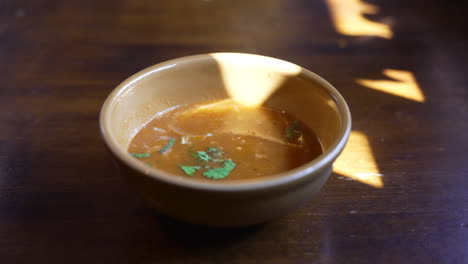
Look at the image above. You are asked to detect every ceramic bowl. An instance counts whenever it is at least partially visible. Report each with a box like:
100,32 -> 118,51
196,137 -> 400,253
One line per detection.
100,53 -> 351,227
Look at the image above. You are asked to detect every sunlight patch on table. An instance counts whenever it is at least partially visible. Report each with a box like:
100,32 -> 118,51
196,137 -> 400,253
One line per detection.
334,131 -> 383,188
356,69 -> 425,102
326,0 -> 393,39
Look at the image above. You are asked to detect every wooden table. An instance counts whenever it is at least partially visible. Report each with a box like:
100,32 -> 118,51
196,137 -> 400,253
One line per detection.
1,0 -> 467,263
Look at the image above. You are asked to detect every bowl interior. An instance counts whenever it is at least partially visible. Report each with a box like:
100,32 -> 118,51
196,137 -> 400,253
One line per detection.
101,53 -> 348,186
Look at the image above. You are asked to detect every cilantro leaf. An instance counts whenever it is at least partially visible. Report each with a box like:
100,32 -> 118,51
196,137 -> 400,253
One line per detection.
223,159 -> 236,171
202,168 -> 228,179
207,147 -> 217,153
159,138 -> 176,154
130,153 -> 151,158
203,159 -> 236,180
207,146 -> 224,157
180,166 -> 202,176
285,120 -> 302,140
196,151 -> 212,161
207,147 -> 223,153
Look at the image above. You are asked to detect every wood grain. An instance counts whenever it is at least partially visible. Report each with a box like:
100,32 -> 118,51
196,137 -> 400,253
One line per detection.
1,0 -> 467,263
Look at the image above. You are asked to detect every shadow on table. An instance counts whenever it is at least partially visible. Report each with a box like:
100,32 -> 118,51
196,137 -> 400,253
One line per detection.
123,210 -> 266,262
154,211 -> 263,248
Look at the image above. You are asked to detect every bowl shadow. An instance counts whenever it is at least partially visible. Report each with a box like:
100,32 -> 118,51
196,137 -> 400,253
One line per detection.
152,211 -> 264,249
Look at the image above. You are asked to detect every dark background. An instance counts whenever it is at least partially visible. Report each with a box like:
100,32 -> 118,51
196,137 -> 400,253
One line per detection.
1,0 -> 467,263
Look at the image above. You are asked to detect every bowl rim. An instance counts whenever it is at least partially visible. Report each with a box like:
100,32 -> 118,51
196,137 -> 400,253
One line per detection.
99,52 -> 351,192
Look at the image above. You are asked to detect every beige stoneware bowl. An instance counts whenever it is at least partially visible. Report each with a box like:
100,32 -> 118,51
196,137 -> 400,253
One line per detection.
100,53 -> 351,227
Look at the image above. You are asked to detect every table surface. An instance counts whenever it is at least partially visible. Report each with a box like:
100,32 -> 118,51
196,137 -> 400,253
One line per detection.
1,0 -> 467,263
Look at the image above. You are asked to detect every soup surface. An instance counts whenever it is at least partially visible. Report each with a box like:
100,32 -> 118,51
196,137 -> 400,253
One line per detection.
128,100 -> 323,181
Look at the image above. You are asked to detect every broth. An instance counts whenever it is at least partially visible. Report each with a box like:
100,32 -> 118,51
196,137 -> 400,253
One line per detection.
128,100 -> 323,181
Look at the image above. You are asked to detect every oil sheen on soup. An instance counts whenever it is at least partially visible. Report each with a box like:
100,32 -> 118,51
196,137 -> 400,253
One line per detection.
128,100 -> 323,181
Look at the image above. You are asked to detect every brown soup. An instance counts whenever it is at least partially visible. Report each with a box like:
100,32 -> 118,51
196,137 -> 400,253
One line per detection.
128,99 -> 323,181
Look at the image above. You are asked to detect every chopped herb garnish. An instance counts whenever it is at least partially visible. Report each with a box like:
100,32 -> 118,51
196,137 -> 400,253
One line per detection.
203,168 -> 228,179
196,151 -> 211,161
145,162 -> 153,167
207,147 -> 222,153
207,146 -> 224,157
223,159 -> 236,170
203,160 -> 236,180
285,120 -> 302,140
130,153 -> 151,158
180,166 -> 201,176
181,146 -> 234,179
187,145 -> 199,158
159,138 -> 176,154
